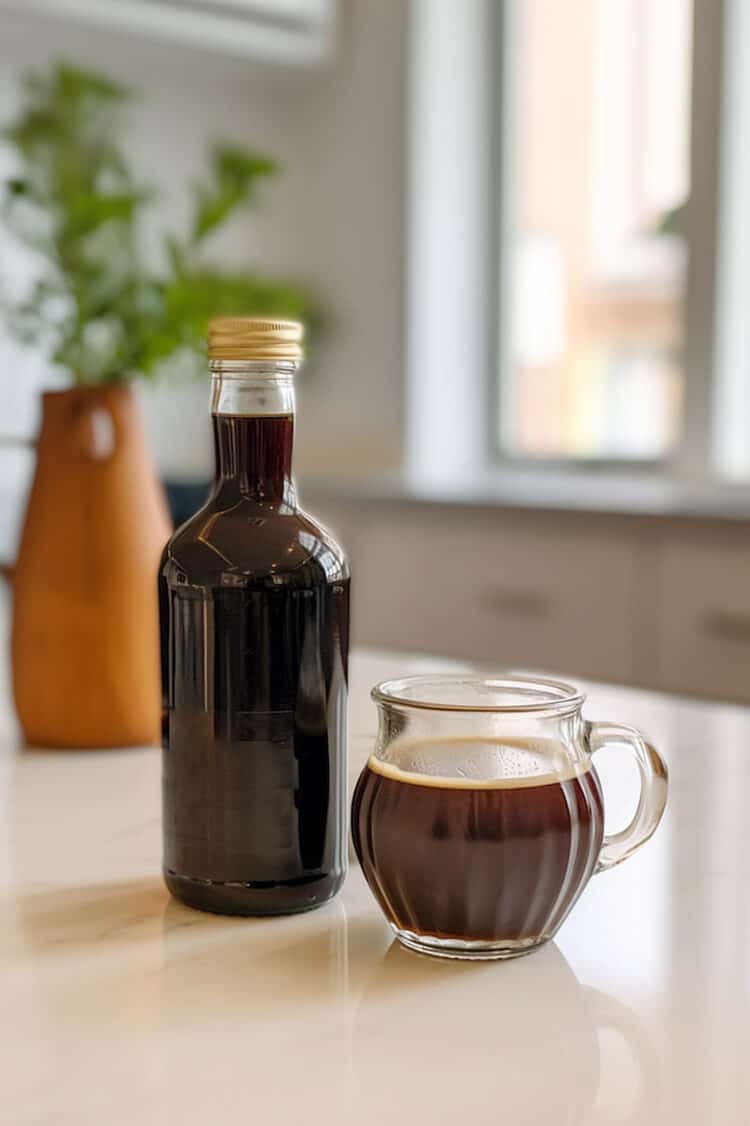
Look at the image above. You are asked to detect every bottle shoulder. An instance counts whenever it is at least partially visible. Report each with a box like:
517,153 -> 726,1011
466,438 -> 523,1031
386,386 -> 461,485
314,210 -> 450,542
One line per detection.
162,497 -> 349,588
295,504 -> 350,572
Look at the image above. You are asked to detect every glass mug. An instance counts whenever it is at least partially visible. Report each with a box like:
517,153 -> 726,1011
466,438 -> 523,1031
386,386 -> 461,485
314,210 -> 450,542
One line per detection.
351,675 -> 668,961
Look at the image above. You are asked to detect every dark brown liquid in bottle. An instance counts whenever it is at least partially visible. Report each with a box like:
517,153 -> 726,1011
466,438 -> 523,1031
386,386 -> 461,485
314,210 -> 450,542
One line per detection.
160,412 -> 349,915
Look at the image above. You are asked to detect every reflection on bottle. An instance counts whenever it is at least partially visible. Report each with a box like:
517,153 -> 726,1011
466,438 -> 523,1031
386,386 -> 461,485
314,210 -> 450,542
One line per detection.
294,595 -> 330,870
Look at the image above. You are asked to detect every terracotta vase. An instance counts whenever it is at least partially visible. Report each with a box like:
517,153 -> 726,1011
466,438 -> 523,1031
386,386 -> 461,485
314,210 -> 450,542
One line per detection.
11,385 -> 172,748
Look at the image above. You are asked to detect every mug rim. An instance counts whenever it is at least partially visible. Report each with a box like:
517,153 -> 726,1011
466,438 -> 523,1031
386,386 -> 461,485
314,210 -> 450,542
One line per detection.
371,673 -> 585,715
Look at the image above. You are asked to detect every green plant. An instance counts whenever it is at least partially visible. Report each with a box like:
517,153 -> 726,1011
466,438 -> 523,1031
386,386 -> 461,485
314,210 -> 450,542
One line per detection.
1,62 -> 317,386
657,199 -> 687,237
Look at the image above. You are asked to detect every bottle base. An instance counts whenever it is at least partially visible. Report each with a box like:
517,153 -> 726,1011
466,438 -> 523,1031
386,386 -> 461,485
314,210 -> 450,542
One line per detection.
164,868 -> 345,917
392,926 -> 549,961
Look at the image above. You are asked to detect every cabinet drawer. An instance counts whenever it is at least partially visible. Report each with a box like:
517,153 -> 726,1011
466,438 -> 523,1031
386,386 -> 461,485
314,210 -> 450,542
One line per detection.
353,513 -> 637,682
655,537 -> 750,702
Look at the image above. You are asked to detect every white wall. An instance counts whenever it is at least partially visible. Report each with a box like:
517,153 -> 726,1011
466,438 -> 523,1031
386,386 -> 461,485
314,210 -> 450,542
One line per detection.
282,0 -> 408,476
0,0 -> 408,552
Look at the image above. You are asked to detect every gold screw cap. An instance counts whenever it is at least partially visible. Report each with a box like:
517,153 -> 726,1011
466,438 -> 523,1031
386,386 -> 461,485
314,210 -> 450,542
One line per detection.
208,317 -> 304,362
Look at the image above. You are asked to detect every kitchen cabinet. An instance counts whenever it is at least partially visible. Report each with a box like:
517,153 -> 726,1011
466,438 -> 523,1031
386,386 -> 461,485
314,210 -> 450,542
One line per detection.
311,495 -> 750,703
654,532 -> 750,702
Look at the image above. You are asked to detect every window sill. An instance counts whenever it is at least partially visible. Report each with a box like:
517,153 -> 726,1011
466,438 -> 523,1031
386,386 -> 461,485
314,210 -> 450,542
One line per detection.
301,466 -> 750,524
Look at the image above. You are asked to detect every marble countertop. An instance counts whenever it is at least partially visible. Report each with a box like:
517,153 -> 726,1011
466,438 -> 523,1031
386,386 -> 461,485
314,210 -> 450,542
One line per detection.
3,648 -> 750,1124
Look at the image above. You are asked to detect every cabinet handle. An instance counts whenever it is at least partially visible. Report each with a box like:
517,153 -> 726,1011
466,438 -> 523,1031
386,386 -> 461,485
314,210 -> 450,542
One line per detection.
700,609 -> 750,643
479,588 -> 553,618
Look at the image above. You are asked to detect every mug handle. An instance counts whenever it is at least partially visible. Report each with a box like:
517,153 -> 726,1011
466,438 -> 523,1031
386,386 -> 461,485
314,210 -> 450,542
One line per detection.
585,721 -> 668,874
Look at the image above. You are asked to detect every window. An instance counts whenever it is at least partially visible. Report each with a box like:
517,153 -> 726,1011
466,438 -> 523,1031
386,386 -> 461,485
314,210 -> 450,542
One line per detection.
496,0 -> 693,464
407,0 -> 741,487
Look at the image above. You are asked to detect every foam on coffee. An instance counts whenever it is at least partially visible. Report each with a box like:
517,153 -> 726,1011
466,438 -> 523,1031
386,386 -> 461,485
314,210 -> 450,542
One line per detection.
369,736 -> 590,790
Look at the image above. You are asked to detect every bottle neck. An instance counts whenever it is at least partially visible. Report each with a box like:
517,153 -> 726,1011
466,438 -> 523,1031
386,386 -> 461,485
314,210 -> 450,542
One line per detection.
210,359 -> 297,506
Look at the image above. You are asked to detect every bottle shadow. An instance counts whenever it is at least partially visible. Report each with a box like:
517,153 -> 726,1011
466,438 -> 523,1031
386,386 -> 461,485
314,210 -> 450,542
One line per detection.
8,878 -> 389,1038
8,877 -> 168,961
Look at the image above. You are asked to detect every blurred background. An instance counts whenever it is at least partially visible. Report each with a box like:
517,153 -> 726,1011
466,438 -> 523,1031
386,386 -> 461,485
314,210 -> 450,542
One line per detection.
1,0 -> 749,703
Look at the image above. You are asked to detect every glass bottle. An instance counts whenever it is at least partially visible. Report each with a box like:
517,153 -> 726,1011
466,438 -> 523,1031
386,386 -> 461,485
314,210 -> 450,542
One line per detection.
160,317 -> 350,915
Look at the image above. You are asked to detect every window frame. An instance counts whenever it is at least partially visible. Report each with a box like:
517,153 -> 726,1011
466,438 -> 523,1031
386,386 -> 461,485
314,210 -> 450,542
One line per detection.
488,0 -> 725,480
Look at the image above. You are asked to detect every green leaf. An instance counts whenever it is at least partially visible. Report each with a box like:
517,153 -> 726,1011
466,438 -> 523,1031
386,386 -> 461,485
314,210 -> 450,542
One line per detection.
6,178 -> 30,196
164,235 -> 186,277
65,189 -> 151,237
215,145 -> 277,184
191,144 -> 277,243
54,62 -> 131,104
657,201 -> 687,237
